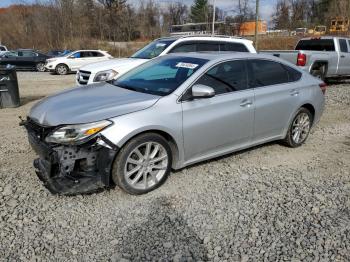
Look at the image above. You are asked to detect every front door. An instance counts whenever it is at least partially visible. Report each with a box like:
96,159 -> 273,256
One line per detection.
337,39 -> 350,75
182,60 -> 255,163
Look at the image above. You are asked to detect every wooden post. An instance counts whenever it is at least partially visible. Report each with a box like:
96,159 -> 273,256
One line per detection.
254,0 -> 259,50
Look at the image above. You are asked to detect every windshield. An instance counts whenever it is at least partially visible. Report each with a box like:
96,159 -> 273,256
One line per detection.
130,40 -> 175,59
113,56 -> 208,96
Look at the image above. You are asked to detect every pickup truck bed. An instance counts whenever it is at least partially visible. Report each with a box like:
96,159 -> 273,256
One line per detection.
260,37 -> 350,81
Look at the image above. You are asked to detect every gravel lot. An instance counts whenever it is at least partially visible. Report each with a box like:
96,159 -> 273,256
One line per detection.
0,72 -> 349,261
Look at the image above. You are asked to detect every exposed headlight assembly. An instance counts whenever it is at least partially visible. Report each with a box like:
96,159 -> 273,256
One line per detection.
93,69 -> 118,82
45,120 -> 112,144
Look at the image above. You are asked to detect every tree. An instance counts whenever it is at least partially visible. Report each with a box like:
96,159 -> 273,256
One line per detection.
273,0 -> 290,29
168,2 -> 188,25
190,0 -> 208,23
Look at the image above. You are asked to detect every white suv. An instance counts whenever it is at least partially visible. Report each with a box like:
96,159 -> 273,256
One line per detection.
45,50 -> 113,75
76,35 -> 256,85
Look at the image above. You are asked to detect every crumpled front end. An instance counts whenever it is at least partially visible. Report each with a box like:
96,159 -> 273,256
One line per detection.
22,118 -> 118,195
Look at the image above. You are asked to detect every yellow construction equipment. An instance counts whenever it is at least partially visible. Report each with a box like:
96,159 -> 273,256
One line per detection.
330,17 -> 349,33
313,25 -> 327,35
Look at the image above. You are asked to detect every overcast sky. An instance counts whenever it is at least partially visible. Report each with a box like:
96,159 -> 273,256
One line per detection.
0,0 -> 276,22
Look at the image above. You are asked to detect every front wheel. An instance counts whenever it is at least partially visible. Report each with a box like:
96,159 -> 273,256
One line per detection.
55,64 -> 69,75
36,62 -> 46,72
112,133 -> 172,195
283,108 -> 313,148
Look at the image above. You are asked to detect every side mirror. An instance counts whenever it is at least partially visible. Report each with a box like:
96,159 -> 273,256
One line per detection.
192,84 -> 215,99
68,56 -> 75,59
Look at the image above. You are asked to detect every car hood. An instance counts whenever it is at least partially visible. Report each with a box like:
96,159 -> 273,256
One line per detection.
79,58 -> 148,73
29,82 -> 160,126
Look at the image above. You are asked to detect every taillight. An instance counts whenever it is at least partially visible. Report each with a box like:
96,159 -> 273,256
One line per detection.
297,53 -> 307,66
319,83 -> 327,94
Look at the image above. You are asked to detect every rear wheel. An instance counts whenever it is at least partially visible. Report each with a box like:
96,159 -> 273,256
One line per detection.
55,64 -> 69,75
283,108 -> 313,148
36,62 -> 46,72
112,133 -> 172,195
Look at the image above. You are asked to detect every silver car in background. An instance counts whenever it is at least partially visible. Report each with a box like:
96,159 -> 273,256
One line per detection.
23,53 -> 326,195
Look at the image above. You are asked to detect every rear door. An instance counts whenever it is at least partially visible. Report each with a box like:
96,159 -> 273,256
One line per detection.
248,59 -> 303,141
182,59 -> 255,162
78,51 -> 104,68
337,38 -> 350,75
17,50 -> 37,69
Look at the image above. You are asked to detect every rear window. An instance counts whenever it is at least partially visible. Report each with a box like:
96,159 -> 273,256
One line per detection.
295,39 -> 335,51
0,46 -> 6,51
220,43 -> 249,52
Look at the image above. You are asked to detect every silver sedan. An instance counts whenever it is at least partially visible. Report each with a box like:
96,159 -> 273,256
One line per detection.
24,53 -> 326,195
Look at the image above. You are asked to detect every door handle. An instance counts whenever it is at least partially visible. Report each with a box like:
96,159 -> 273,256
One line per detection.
290,89 -> 299,96
341,55 -> 345,58
240,99 -> 252,107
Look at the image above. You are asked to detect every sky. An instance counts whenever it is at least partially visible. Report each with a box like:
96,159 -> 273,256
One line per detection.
0,0 -> 277,22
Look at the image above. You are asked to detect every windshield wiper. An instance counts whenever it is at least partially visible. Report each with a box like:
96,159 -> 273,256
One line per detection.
116,83 -> 139,92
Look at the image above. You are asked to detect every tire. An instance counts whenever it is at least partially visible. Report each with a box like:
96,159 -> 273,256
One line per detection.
112,133 -> 172,195
311,65 -> 326,81
55,64 -> 69,75
36,62 -> 46,72
283,108 -> 313,148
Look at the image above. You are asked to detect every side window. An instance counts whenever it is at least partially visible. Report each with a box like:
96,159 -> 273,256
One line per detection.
72,52 -> 81,58
169,43 -> 196,53
348,40 -> 350,52
339,39 -> 348,52
220,43 -> 249,52
194,60 -> 248,95
248,60 -> 290,87
22,51 -> 35,57
283,65 -> 302,82
91,51 -> 104,57
7,51 -> 18,57
81,52 -> 93,58
197,42 -> 219,51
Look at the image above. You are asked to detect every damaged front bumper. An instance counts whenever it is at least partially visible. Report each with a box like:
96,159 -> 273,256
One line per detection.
22,118 -> 118,195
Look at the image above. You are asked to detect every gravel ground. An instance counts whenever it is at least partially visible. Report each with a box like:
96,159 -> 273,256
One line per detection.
0,72 -> 349,261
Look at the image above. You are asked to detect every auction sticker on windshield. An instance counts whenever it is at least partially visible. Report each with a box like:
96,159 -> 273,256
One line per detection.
176,62 -> 199,69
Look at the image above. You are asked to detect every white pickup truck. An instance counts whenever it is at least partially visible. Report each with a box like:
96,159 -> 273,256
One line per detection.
260,36 -> 350,81
76,35 -> 256,85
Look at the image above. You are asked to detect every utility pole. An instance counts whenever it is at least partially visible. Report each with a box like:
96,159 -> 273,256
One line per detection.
254,0 -> 259,50
212,0 -> 216,35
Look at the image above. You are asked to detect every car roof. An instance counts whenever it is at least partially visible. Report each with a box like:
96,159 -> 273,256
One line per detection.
74,50 -> 106,52
165,52 -> 280,62
301,36 -> 350,40
157,34 -> 253,43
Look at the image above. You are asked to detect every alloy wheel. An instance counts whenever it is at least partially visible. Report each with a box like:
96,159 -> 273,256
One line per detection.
124,142 -> 169,190
291,112 -> 310,144
57,65 -> 67,75
36,63 -> 45,72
